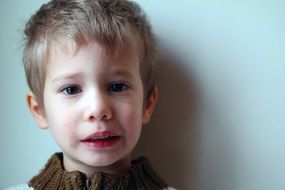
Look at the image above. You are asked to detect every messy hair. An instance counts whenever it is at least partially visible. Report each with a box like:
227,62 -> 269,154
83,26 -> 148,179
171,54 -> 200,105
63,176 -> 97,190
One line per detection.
23,0 -> 157,107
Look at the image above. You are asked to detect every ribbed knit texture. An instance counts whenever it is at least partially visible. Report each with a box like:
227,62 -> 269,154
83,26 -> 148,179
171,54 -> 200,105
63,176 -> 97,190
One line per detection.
29,153 -> 167,190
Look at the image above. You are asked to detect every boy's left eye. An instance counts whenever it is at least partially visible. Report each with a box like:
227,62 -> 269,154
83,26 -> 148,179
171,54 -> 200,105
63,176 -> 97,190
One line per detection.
110,82 -> 129,92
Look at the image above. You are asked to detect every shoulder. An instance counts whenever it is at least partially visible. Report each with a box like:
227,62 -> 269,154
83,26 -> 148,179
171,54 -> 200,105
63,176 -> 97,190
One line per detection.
2,184 -> 33,190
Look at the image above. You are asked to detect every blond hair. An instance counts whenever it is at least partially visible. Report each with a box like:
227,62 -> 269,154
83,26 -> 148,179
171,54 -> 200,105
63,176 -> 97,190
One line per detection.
23,0 -> 157,106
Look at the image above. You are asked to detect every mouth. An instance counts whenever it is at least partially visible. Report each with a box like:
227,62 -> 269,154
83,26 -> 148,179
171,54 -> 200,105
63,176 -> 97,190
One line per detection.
81,131 -> 121,148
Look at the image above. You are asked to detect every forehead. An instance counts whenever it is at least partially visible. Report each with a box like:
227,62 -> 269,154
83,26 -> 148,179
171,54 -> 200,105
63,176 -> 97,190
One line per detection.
46,40 -> 141,77
48,35 -> 142,64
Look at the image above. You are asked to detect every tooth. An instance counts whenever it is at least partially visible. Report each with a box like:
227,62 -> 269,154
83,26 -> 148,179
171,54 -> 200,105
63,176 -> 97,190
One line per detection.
90,136 -> 111,140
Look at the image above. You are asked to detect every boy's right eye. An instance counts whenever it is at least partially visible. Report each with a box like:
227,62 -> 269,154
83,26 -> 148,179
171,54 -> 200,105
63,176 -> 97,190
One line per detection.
61,86 -> 82,95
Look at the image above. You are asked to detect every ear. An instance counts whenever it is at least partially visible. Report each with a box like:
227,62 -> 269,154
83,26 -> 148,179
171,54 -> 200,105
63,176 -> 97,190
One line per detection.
26,91 -> 49,129
143,87 -> 158,125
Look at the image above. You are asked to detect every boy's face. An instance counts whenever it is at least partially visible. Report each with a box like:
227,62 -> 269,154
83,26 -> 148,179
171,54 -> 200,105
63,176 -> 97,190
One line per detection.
27,41 -> 157,175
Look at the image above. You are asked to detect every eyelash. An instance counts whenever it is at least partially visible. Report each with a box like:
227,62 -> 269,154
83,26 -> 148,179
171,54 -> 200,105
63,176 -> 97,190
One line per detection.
109,82 -> 130,93
61,85 -> 82,96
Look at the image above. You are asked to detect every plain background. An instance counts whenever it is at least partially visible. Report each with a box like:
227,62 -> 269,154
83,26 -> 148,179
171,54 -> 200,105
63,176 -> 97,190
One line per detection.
1,0 -> 285,189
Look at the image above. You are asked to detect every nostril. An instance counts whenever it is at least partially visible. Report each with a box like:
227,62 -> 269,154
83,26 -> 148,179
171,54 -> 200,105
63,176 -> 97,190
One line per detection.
102,113 -> 112,120
89,115 -> 95,120
86,110 -> 112,121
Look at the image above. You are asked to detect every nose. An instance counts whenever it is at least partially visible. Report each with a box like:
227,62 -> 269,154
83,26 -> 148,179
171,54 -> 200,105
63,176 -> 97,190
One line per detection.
84,91 -> 112,121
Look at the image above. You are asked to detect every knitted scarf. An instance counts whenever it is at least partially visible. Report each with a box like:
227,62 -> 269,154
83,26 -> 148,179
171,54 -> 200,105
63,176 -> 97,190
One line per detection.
29,153 -> 167,190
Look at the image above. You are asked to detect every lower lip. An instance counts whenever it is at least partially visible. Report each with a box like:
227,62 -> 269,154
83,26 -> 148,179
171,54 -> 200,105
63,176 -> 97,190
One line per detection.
81,137 -> 121,149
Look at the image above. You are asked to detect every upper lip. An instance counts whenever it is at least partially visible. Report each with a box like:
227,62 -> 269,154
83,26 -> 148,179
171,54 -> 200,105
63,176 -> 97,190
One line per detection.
81,131 -> 120,141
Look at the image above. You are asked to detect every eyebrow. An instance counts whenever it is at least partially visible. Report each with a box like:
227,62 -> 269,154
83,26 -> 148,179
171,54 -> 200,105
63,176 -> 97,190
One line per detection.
51,72 -> 83,84
111,69 -> 134,78
51,69 -> 135,84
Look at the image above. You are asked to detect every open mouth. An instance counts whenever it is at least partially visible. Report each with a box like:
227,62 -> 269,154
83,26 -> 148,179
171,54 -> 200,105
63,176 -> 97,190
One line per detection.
81,132 -> 121,148
83,135 -> 120,142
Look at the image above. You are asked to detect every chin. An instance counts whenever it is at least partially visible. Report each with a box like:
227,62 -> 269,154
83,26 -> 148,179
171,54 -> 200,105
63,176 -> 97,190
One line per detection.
83,153 -> 124,167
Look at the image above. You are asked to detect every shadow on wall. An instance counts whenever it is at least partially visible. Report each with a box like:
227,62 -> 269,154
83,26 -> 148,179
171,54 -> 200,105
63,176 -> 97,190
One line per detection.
134,48 -> 201,190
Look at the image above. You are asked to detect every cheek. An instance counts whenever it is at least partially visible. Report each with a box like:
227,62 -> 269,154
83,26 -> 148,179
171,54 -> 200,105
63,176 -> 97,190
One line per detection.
48,113 -> 78,149
44,100 -> 78,145
44,91 -> 77,125
47,111 -> 75,139
45,103 -> 71,127
117,101 -> 144,132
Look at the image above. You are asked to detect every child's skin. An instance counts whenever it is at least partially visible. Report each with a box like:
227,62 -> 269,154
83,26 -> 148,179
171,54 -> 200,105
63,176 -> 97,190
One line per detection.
26,41 -> 158,177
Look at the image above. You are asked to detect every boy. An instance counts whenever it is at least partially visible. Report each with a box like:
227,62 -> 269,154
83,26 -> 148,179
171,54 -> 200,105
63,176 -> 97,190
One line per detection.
9,0 -> 174,189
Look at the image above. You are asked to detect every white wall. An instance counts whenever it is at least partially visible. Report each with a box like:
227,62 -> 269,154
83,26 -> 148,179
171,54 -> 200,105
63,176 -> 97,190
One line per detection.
1,0 -> 285,189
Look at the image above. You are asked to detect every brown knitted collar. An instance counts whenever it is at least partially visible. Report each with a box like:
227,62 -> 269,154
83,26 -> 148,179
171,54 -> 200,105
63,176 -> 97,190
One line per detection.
29,153 -> 167,190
